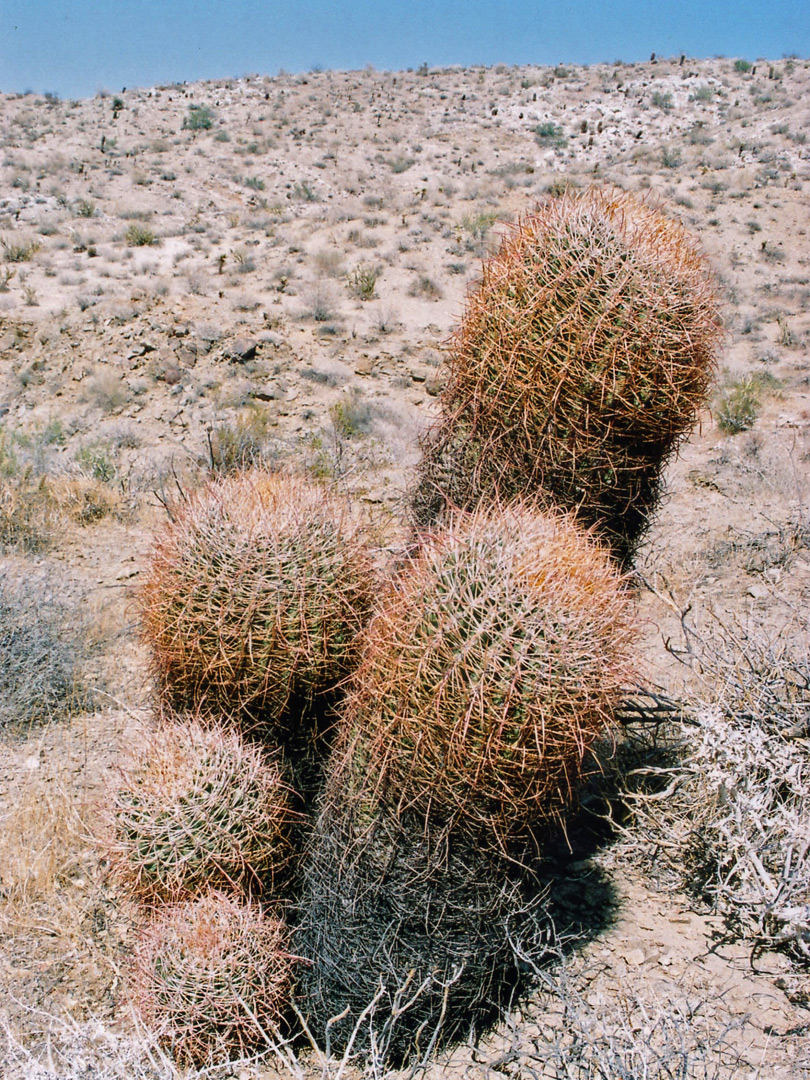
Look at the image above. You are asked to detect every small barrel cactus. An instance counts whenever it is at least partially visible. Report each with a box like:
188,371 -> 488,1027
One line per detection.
107,717 -> 290,902
138,470 -> 377,728
412,187 -> 722,562
341,502 -> 636,846
131,891 -> 292,1067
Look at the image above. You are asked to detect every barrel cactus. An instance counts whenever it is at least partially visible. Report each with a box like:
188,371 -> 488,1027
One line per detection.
340,502 -> 636,846
412,187 -> 722,563
138,470 -> 376,729
131,891 -> 292,1067
108,717 -> 290,902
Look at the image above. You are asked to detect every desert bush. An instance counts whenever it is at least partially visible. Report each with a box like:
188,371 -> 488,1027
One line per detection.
714,373 -> 762,433
107,717 -> 290,902
534,122 -> 567,147
125,223 -> 156,247
461,209 -> 499,240
182,104 -> 214,131
49,475 -> 125,525
651,90 -> 673,110
0,574 -> 92,730
623,617 -> 810,968
329,388 -> 374,439
0,475 -> 62,553
303,284 -> 336,321
131,892 -> 292,1067
412,187 -> 721,563
138,470 -> 377,730
734,58 -> 753,73
208,407 -> 278,473
347,263 -> 377,299
471,967 -> 754,1080
660,145 -> 682,169
2,239 -> 40,263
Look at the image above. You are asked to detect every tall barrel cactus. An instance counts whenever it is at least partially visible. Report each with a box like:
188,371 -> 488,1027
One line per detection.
412,187 -> 722,562
296,503 -> 636,1058
138,470 -> 377,730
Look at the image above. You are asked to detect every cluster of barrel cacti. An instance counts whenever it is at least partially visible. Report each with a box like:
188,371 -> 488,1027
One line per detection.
108,471 -> 378,1066
108,186 -> 720,1067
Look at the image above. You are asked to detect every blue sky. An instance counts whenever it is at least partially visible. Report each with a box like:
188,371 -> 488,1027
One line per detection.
1,1 -> 806,99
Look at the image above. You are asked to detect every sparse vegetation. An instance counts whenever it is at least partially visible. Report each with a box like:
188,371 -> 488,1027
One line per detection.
182,103 -> 214,130
714,373 -> 763,433
347,263 -> 377,299
0,53 -> 807,1079
125,222 -> 157,246
0,575 -> 92,730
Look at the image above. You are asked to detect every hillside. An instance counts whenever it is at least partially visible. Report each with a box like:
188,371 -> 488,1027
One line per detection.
0,54 -> 809,1078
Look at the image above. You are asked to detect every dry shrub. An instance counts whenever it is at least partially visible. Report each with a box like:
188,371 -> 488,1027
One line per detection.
468,964 -> 756,1080
107,717 -> 291,903
412,187 -> 721,563
138,470 -> 376,730
0,574 -> 92,731
49,475 -> 126,524
0,476 -> 63,553
623,616 -> 810,969
131,891 -> 292,1068
344,502 -> 636,846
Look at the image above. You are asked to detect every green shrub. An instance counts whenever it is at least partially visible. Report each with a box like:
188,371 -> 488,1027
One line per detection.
714,374 -> 762,433
2,239 -> 40,263
347,263 -> 377,299
534,122 -> 567,147
125,223 -> 156,247
183,104 -> 214,131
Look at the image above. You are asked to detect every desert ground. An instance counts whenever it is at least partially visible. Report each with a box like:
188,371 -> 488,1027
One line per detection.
0,53 -> 809,1077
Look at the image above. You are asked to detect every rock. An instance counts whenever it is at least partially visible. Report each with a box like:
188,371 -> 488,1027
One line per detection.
175,345 -> 198,367
620,946 -> 647,967
354,354 -> 376,375
159,364 -> 183,385
228,337 -> 258,362
259,330 -> 283,347
252,386 -> 277,401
